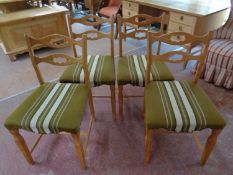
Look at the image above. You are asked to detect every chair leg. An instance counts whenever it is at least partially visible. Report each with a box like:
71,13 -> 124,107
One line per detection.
200,129 -> 222,166
88,90 -> 96,121
110,85 -> 116,121
144,129 -> 153,164
9,129 -> 34,164
72,133 -> 87,169
118,85 -> 124,121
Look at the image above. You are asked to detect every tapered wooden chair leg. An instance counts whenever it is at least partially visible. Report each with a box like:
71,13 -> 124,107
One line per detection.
110,85 -> 116,121
200,129 -> 222,166
9,130 -> 34,164
72,133 -> 87,169
118,85 -> 124,121
144,129 -> 153,164
88,91 -> 96,121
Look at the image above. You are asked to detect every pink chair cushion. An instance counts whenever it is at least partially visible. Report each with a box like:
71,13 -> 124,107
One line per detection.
99,6 -> 120,17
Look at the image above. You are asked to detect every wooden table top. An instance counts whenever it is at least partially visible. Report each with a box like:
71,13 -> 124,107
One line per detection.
0,5 -> 68,24
132,0 -> 231,16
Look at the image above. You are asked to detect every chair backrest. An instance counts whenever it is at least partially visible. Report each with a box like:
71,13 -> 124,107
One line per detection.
146,31 -> 212,85
118,14 -> 164,57
26,34 -> 90,87
68,15 -> 114,58
108,0 -> 122,7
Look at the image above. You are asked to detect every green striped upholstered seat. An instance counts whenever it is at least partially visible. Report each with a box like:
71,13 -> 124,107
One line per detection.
4,83 -> 88,134
118,55 -> 174,87
145,80 -> 226,132
60,55 -> 115,86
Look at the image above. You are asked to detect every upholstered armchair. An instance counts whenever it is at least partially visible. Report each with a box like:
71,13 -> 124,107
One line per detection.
202,5 -> 233,89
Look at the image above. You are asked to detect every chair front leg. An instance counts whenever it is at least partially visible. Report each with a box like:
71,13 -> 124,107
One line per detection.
144,128 -> 153,164
9,129 -> 34,164
118,85 -> 124,121
200,129 -> 222,166
72,133 -> 87,169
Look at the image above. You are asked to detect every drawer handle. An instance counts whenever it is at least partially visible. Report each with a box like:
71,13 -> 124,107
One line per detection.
179,26 -> 182,31
128,11 -> 131,16
180,16 -> 184,21
129,3 -> 131,7
177,35 -> 180,40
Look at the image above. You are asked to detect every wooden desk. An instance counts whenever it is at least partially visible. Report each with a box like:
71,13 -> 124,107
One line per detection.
0,5 -> 68,61
123,0 -> 230,35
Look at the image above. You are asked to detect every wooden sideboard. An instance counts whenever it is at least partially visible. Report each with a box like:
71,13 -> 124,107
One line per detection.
122,0 -> 230,35
0,5 -> 68,61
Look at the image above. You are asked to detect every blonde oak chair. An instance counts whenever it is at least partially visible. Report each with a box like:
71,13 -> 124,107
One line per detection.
144,31 -> 226,165
117,14 -> 174,121
59,15 -> 116,120
4,34 -> 95,169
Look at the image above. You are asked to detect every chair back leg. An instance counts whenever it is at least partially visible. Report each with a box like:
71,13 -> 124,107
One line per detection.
9,129 -> 34,164
200,129 -> 222,166
88,91 -> 96,121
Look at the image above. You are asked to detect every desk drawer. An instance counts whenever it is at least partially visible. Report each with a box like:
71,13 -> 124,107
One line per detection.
169,21 -> 194,34
170,12 -> 196,27
123,1 -> 139,11
123,8 -> 138,18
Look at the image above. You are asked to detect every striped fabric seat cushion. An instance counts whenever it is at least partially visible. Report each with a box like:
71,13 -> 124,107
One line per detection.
4,83 -> 88,134
59,55 -> 115,86
117,55 -> 174,87
145,81 -> 226,132
203,39 -> 233,89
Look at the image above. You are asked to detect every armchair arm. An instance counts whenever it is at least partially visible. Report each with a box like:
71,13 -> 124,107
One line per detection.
212,17 -> 233,40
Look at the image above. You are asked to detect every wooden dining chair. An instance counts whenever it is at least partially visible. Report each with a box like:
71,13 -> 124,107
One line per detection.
144,31 -> 226,165
4,34 -> 95,169
59,15 -> 116,120
117,14 -> 174,121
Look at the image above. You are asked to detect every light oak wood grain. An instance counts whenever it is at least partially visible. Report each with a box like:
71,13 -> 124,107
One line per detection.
132,0 -> 230,17
0,5 -> 69,61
